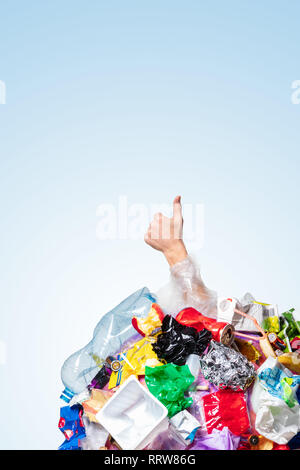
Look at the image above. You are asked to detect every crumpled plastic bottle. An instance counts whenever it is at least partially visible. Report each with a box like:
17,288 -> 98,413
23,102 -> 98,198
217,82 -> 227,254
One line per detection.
60,287 -> 156,402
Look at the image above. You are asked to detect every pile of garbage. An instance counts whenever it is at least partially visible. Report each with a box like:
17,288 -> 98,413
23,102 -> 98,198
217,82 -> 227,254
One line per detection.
58,285 -> 300,451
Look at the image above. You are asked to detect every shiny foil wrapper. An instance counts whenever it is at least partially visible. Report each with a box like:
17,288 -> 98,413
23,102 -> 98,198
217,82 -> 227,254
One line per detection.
199,340 -> 256,391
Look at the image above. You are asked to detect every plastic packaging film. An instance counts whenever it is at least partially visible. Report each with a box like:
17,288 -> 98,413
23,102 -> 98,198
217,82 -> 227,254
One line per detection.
169,410 -> 201,445
199,341 -> 256,391
202,389 -> 250,436
145,363 -> 195,417
58,404 -> 86,450
169,256 -> 218,318
80,415 -> 109,450
190,426 -> 240,450
255,390 -> 300,444
151,315 -> 212,366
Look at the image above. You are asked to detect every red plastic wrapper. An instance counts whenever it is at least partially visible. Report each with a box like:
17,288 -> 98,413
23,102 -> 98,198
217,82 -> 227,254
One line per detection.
202,390 -> 250,436
175,307 -> 234,346
273,444 -> 290,450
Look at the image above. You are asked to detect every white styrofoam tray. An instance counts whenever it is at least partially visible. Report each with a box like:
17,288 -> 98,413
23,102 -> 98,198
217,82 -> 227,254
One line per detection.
96,375 -> 168,450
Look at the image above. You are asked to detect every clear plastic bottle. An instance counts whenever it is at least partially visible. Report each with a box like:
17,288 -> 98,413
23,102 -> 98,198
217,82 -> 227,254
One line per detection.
60,287 -> 156,402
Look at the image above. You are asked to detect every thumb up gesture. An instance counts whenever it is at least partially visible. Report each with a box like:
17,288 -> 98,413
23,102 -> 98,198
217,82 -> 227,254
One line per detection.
144,196 -> 187,266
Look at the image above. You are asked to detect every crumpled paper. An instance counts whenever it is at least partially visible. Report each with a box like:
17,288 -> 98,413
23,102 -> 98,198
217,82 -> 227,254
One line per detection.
199,340 -> 256,391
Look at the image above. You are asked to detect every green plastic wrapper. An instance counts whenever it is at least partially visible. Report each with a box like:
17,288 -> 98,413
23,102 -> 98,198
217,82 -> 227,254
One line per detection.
283,309 -> 300,337
280,377 -> 298,408
145,363 -> 194,417
278,309 -> 300,352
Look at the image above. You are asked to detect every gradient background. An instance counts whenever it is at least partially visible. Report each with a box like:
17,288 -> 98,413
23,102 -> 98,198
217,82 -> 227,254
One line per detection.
0,1 -> 299,449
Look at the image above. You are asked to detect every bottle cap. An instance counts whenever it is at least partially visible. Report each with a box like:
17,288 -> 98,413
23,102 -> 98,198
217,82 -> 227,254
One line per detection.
249,434 -> 259,446
105,356 -> 122,372
60,387 -> 74,403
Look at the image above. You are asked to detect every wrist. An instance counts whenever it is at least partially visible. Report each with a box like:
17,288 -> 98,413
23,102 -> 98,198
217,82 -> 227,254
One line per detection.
163,241 -> 188,267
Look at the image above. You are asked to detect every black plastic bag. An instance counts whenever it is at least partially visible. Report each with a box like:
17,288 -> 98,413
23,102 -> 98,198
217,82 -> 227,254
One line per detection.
152,315 -> 212,366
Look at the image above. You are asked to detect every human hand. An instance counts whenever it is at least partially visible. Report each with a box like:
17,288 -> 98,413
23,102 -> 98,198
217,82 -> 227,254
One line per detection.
144,196 -> 188,266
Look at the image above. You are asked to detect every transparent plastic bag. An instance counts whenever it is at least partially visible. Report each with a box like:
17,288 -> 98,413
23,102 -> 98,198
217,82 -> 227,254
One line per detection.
258,367 -> 300,408
80,416 -> 109,450
60,287 -> 156,401
251,357 -> 300,444
156,256 -> 217,318
251,356 -> 298,412
144,423 -> 187,451
255,390 -> 300,444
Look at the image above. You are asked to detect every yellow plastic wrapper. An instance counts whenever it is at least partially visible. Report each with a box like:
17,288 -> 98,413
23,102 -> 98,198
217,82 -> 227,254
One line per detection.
108,337 -> 164,389
263,316 -> 280,333
278,352 -> 300,374
82,389 -> 113,422
132,303 -> 164,337
251,436 -> 274,450
235,338 -> 261,362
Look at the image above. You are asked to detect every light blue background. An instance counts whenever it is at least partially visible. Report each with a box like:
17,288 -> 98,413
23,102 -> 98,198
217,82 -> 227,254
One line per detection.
0,1 -> 299,449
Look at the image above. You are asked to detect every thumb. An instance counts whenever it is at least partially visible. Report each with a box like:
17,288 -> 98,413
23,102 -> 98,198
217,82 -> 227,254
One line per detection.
173,195 -> 182,221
